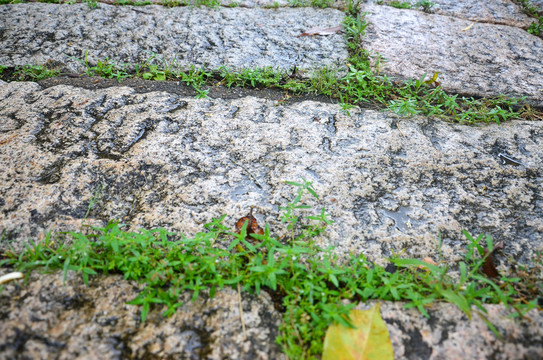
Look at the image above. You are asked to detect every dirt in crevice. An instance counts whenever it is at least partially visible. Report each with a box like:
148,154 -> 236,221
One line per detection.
35,75 -> 338,107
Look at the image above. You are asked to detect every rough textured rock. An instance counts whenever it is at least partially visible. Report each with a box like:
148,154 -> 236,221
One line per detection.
360,2 -> 543,107
0,3 -> 347,72
375,0 -> 535,27
360,301 -> 543,360
0,270 -> 285,360
532,0 -> 543,10
1,82 -> 542,269
1,268 -> 541,360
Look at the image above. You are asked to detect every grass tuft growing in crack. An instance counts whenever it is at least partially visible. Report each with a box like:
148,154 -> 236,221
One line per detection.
513,0 -> 543,36
1,180 -> 541,359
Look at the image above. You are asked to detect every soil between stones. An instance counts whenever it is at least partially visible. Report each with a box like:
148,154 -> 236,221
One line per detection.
37,75 -> 338,105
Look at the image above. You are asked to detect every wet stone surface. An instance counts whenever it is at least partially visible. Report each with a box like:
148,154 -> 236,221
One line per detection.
375,0 -> 535,27
359,2 -> 543,107
0,3 -> 347,72
0,271 -> 285,360
360,301 -> 543,360
0,81 -> 542,269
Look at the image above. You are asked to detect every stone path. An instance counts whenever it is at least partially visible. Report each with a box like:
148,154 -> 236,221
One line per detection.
1,1 -> 542,359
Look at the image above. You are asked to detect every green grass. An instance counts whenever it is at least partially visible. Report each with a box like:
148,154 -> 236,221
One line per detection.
528,16 -> 543,36
1,180 -> 541,359
377,0 -> 436,12
515,0 -> 543,18
2,64 -> 61,81
513,0 -> 543,36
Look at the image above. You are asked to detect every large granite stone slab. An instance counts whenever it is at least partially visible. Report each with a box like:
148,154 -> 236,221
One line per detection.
362,301 -> 543,360
0,271 -> 285,360
0,3 -> 347,72
374,0 -> 534,27
360,3 -> 543,107
1,269 -> 541,359
1,81 -> 542,269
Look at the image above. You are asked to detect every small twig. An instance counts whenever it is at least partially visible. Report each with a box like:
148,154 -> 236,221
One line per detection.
237,277 -> 247,341
502,215 -> 522,230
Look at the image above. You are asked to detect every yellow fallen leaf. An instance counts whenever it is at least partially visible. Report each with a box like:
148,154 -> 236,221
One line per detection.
322,303 -> 394,360
422,72 -> 439,85
461,23 -> 475,32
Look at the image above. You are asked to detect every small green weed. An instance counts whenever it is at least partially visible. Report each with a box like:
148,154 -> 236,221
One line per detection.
415,0 -> 435,12
86,0 -> 98,8
343,0 -> 362,16
263,1 -> 280,9
380,0 -> 435,12
10,65 -> 60,81
2,180 -> 541,358
514,0 -> 542,18
68,50 -> 130,83
388,1 -> 412,9
528,16 -> 543,36
219,66 -> 285,89
288,0 -> 334,8
192,0 -> 221,7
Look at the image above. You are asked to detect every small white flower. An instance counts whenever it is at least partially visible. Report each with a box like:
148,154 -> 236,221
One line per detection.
292,256 -> 296,261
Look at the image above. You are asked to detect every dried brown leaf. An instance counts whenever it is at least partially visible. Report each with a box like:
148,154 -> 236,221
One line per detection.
482,241 -> 504,278
235,206 -> 264,241
297,25 -> 342,37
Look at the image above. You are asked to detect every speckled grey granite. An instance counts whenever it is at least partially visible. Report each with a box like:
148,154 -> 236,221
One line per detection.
0,3 -> 347,72
374,0 -> 535,27
0,271 -> 285,360
1,82 -> 542,268
1,269 -> 541,359
360,2 -> 543,107
359,301 -> 543,360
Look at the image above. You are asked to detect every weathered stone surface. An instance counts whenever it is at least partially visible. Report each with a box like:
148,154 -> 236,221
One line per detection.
1,82 -> 542,269
0,270 -> 285,359
0,3 -> 347,72
532,0 -> 543,10
1,268 -> 541,360
360,3 -> 543,106
361,301 -> 543,360
375,0 -> 534,27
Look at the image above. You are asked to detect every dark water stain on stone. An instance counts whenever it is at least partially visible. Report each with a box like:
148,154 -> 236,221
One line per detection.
382,206 -> 416,232
385,319 -> 433,360
35,159 -> 64,184
0,328 -> 66,355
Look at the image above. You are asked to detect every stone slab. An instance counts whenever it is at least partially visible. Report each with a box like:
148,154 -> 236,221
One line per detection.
374,0 -> 534,27
1,81 -> 542,269
361,301 -> 543,360
1,269 -> 541,359
0,3 -> 348,72
0,271 -> 285,360
360,3 -> 543,107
